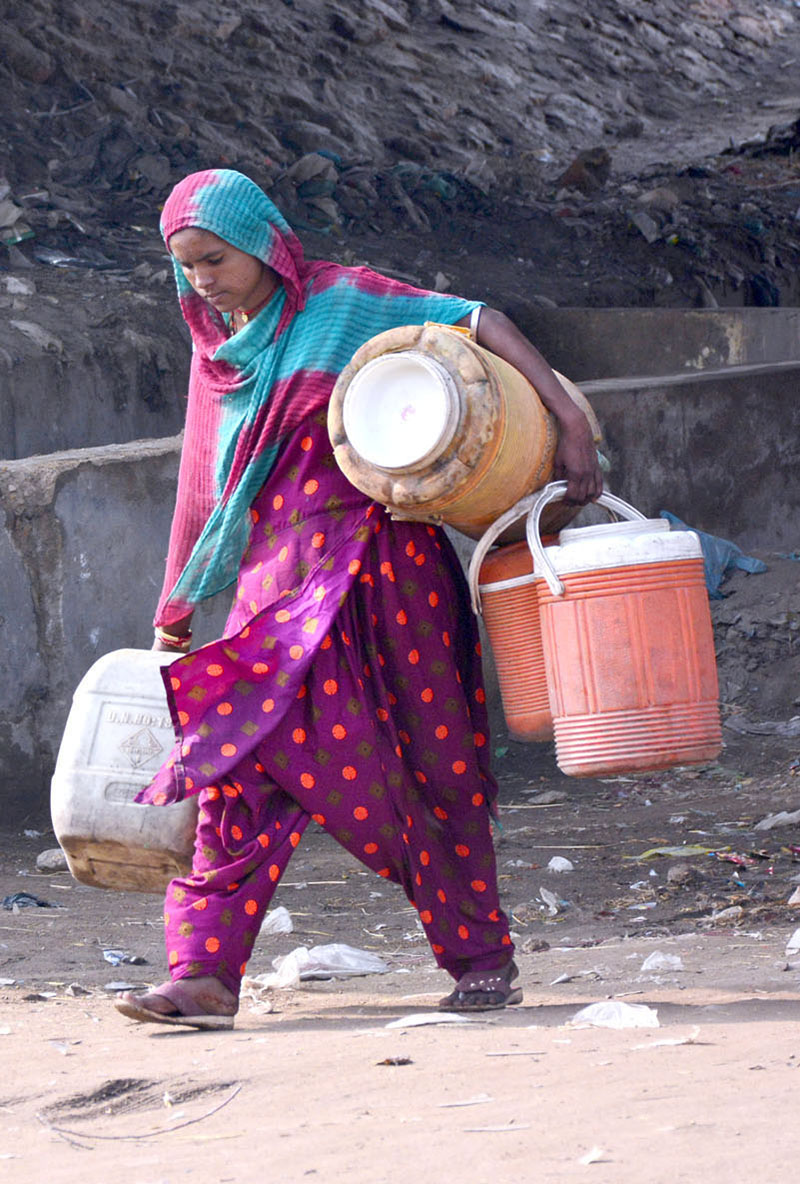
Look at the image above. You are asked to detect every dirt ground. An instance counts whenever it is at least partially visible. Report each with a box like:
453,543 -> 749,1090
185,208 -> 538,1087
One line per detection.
3,4 -> 800,1179
2,555 -> 799,1182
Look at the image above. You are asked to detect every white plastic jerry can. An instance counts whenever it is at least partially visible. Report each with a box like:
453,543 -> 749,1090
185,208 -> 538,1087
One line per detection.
50,648 -> 197,893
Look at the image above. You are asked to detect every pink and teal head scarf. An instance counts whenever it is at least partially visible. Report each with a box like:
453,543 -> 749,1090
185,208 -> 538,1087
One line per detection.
155,168 -> 481,626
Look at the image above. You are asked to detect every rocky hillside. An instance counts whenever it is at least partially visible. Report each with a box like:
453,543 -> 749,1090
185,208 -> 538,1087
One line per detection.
2,0 -> 800,310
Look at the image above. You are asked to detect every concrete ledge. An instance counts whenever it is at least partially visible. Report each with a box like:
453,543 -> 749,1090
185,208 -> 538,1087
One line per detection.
0,437 -> 229,819
511,306 -> 800,381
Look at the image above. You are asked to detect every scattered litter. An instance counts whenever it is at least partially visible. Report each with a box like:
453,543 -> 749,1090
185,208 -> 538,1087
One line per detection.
539,887 -> 561,916
486,1049 -> 546,1057
0,1026 -> 11,1035
376,1057 -> 412,1066
570,1001 -> 659,1029
438,1094 -> 494,1108
464,1122 -> 531,1133
640,951 -> 684,972
547,856 -> 574,873
386,1012 -> 473,1028
712,850 -> 760,868
579,1147 -> 608,1165
713,904 -> 746,922
2,891 -> 60,910
49,1039 -> 81,1056
23,829 -> 41,838
103,981 -> 138,991
102,949 -> 147,966
551,969 -> 603,986
33,245 -> 117,269
659,511 -> 767,598
260,905 -> 293,935
65,983 -> 92,996
632,1026 -> 704,1049
0,977 -> 17,987
786,928 -> 800,957
754,808 -> 800,831
627,845 -> 713,861
240,987 -> 275,1015
246,943 -> 390,990
788,887 -> 800,907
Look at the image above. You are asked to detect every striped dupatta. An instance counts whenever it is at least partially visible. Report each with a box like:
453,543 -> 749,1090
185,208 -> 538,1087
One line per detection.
155,169 -> 480,626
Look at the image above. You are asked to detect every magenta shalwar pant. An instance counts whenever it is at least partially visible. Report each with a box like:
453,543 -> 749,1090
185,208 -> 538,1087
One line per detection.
161,528 -> 513,996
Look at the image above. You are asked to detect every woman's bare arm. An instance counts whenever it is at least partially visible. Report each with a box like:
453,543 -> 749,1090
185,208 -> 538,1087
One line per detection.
457,307 -> 602,505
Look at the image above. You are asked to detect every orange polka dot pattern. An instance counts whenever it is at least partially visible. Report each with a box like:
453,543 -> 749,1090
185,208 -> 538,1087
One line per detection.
145,413 -> 512,994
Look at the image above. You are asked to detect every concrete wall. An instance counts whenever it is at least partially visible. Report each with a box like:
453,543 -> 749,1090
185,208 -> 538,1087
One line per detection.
513,306 -> 800,381
2,307 -> 799,822
583,361 -> 800,549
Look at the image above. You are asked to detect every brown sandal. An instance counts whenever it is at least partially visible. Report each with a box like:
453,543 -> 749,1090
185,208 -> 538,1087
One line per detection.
439,961 -> 522,1012
115,981 -> 236,1030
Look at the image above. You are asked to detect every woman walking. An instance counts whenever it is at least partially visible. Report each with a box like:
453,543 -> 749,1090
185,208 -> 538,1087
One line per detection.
117,168 -> 600,1029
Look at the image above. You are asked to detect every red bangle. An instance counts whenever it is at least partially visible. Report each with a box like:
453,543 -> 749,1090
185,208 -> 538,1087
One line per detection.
154,626 -> 192,651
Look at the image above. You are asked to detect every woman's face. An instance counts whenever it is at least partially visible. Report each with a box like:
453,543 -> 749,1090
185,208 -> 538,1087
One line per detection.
168,227 -> 278,313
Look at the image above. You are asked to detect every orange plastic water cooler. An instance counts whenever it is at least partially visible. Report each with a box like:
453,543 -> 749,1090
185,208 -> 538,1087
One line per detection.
468,494 -> 557,742
526,482 -> 722,777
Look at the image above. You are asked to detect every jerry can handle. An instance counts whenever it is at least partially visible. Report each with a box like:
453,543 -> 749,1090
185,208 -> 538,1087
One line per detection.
467,491 -> 543,615
525,481 -> 647,598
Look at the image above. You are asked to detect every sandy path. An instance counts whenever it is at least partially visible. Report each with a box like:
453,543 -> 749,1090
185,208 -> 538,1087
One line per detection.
3,959 -> 800,1183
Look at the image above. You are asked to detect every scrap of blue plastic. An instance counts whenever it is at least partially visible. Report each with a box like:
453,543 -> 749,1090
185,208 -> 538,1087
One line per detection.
659,510 -> 767,598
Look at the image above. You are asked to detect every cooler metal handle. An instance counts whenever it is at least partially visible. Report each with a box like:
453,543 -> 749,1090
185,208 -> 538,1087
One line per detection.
525,481 -> 647,598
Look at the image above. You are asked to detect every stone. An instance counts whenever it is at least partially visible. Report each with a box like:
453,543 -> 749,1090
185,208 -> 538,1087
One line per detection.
36,847 -> 69,872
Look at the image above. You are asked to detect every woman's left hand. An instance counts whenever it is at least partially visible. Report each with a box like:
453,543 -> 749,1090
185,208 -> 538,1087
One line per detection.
551,407 -> 604,506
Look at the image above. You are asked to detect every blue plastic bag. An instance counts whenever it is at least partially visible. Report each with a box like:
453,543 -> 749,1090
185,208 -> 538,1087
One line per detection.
659,511 -> 767,599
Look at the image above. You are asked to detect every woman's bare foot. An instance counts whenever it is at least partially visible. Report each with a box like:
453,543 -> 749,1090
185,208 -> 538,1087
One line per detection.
115,976 -> 238,1028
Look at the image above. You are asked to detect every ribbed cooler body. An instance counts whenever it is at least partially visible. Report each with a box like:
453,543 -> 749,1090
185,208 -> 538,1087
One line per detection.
538,557 -> 721,777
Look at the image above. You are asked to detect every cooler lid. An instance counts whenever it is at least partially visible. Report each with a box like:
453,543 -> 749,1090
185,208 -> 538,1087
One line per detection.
546,519 -> 702,577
